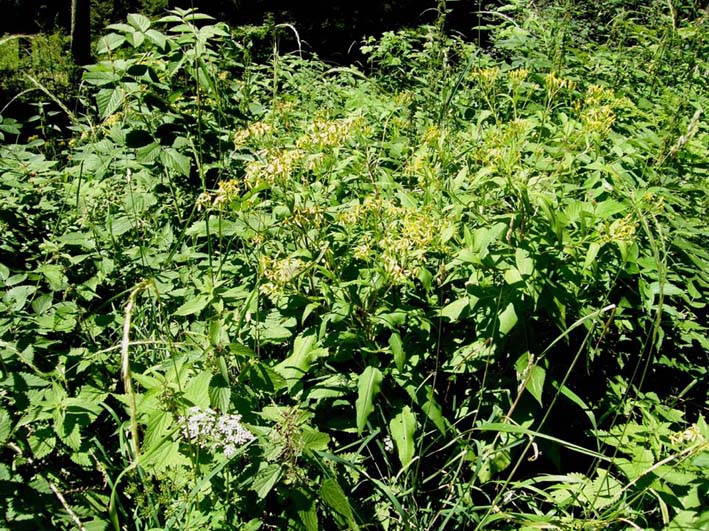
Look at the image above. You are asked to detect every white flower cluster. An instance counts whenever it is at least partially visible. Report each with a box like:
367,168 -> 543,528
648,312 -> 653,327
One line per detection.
179,406 -> 255,458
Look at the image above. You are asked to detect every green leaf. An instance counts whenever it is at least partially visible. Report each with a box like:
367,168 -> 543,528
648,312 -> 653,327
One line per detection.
301,427 -> 330,451
515,248 -> 534,277
390,406 -> 416,468
127,13 -> 151,32
355,366 -> 383,435
0,408 -> 11,445
440,297 -> 469,322
320,478 -> 358,530
160,148 -> 191,177
515,353 -> 546,406
96,33 -> 125,53
173,294 -> 210,316
252,463 -> 282,499
209,374 -> 231,412
527,365 -> 546,406
145,29 -> 167,49
388,332 -> 405,372
498,302 -> 518,336
95,87 -> 125,119
274,333 -> 326,392
184,371 -> 212,409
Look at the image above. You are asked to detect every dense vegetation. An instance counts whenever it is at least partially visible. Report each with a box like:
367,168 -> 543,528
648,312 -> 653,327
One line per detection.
1,1 -> 708,529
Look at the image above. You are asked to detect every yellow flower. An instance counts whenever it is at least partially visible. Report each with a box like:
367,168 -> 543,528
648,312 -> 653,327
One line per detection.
508,68 -> 529,86
544,72 -> 576,93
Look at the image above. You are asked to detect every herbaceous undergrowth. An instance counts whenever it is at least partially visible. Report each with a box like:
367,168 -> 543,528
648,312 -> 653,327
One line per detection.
0,3 -> 708,530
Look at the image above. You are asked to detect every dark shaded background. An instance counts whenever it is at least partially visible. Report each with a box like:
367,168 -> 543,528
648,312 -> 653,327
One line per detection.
0,0 -> 491,62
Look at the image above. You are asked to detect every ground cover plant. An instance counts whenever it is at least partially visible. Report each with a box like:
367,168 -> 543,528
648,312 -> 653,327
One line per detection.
1,1 -> 708,529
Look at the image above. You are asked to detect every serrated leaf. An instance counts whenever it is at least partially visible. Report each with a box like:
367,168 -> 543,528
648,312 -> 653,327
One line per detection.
128,31 -> 145,48
355,366 -> 383,435
252,463 -> 282,499
95,87 -> 124,119
301,427 -> 330,451
160,147 -> 191,177
320,478 -> 358,530
0,409 -> 11,445
145,29 -> 167,49
29,431 -> 55,459
96,33 -> 125,53
127,13 -> 151,32
70,451 -> 93,467
184,371 -> 212,409
173,294 -> 210,316
209,374 -> 231,412
390,406 -> 416,468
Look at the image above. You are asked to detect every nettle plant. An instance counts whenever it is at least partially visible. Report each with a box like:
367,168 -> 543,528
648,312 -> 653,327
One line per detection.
1,3 -> 707,530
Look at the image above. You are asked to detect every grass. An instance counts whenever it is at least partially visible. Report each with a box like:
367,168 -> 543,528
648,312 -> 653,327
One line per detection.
0,2 -> 708,530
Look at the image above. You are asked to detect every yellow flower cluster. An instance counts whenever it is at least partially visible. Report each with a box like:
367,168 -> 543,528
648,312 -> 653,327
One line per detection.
670,424 -> 707,447
471,120 -> 531,173
259,255 -> 306,295
213,179 -> 240,207
508,68 -> 529,86
245,148 -> 302,187
233,121 -> 274,146
473,67 -> 501,88
581,105 -> 616,134
339,197 -> 443,283
544,72 -> 576,93
296,116 -> 363,150
285,205 -> 326,230
603,215 -> 637,243
422,125 -> 442,146
584,84 -> 616,106
196,179 -> 241,210
103,112 -> 123,127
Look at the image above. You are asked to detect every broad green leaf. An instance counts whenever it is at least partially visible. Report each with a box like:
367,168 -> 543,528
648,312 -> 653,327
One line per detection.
498,302 -> 518,336
390,406 -> 416,468
295,487 -> 318,531
515,353 -> 545,405
473,222 -> 507,254
127,31 -> 145,48
173,293 -> 210,316
274,333 -> 325,391
184,371 -> 212,409
96,33 -> 125,53
421,386 -> 447,434
127,13 -> 151,32
440,297 -> 469,322
95,87 -> 124,119
388,332 -> 405,371
515,248 -> 534,277
252,463 -> 282,499
320,478 -> 358,530
0,408 -> 11,445
301,427 -> 330,451
160,148 -> 191,177
31,293 -> 53,315
584,241 -> 601,271
145,29 -> 167,49
527,365 -> 546,406
355,366 -> 383,435
209,374 -> 231,412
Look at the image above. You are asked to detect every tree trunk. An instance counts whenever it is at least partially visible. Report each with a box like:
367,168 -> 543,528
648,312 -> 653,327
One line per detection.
70,0 -> 91,65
